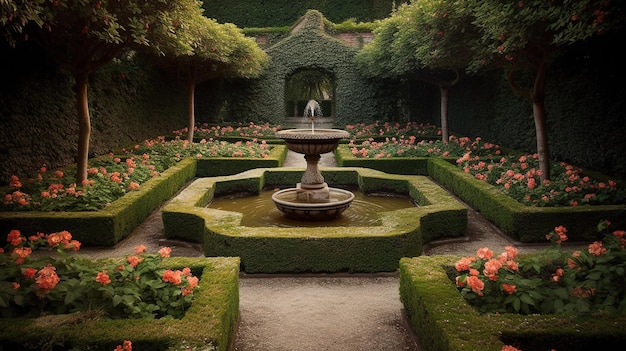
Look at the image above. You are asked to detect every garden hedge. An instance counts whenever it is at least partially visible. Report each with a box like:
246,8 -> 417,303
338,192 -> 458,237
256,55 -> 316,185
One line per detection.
162,167 -> 467,273
426,158 -> 626,243
336,147 -> 626,243
0,146 -> 286,247
0,158 -> 197,247
399,256 -> 626,351
0,257 -> 240,351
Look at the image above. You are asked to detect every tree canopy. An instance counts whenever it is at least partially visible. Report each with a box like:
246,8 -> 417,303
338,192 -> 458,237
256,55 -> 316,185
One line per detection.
355,0 -> 480,142
155,13 -> 269,141
357,0 -> 623,179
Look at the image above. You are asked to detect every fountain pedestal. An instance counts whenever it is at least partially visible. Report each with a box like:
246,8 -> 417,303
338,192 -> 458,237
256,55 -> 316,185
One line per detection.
272,128 -> 353,220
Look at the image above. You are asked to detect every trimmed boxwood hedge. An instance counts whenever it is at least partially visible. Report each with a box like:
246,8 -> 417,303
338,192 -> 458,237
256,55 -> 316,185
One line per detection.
162,167 -> 467,273
0,146 -> 287,247
0,257 -> 240,351
336,148 -> 626,243
400,256 -> 626,351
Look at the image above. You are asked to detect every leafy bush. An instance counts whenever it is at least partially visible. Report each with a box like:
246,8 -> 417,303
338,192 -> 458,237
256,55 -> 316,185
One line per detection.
455,221 -> 626,315
0,229 -> 199,319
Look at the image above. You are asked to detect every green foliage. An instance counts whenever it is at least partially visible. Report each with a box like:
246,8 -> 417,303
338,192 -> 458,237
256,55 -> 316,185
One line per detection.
455,221 -> 626,315
221,10 -> 393,125
466,0 -> 624,73
1,139 -> 273,212
0,230 -> 199,319
356,0 -> 478,78
201,0 -> 406,28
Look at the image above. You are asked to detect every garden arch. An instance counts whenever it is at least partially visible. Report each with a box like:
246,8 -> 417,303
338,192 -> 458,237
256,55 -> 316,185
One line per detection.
242,10 -> 383,126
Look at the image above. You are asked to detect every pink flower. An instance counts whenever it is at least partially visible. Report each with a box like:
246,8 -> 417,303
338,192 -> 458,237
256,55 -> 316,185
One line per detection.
588,241 -> 606,256
476,247 -> 493,260
158,247 -> 172,258
96,270 -> 111,285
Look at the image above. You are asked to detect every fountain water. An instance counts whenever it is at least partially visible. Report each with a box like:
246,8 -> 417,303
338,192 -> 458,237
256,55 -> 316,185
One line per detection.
303,99 -> 323,132
272,100 -> 353,220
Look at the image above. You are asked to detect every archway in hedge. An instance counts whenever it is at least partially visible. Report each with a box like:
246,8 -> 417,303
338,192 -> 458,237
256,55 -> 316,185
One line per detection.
285,68 -> 335,119
239,10 -> 385,126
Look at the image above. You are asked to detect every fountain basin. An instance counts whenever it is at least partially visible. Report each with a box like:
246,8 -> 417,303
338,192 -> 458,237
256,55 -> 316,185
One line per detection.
275,128 -> 350,155
272,187 -> 355,220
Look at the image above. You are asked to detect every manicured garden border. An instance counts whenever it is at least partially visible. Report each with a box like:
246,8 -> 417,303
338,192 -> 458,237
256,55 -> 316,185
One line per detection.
161,167 -> 467,273
336,145 -> 626,242
399,256 -> 626,351
0,257 -> 240,351
427,158 -> 626,242
0,146 -> 287,247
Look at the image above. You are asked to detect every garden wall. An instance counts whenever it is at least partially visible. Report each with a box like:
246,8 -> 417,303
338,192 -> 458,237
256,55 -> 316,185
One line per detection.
0,44 -> 188,185
201,0 -> 407,27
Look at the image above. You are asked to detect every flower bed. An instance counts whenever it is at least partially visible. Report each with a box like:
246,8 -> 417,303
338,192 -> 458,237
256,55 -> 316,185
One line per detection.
0,247 -> 240,351
399,255 -> 626,351
0,143 -> 287,246
344,121 -> 441,140
175,122 -> 286,143
335,134 -> 626,242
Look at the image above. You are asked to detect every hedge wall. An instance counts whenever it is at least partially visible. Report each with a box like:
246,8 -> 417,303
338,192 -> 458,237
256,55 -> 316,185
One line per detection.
201,0 -> 408,28
199,10 -> 397,126
0,44 -> 188,185
408,30 -> 626,180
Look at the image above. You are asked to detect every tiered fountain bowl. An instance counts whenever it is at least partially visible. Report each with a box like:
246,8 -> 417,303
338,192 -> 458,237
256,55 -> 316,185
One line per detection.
272,128 -> 354,220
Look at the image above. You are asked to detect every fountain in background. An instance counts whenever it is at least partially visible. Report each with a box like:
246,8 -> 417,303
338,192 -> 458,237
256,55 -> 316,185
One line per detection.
272,100 -> 354,220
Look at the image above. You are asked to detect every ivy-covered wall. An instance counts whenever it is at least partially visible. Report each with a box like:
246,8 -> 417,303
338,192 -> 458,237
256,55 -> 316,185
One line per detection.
195,10 -> 398,126
202,0 -> 407,28
0,44 -> 188,184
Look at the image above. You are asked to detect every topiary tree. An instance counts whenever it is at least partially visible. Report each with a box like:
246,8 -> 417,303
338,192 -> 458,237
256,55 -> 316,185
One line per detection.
1,0 -> 206,184
355,0 -> 479,142
155,10 -> 268,141
467,0 -> 624,181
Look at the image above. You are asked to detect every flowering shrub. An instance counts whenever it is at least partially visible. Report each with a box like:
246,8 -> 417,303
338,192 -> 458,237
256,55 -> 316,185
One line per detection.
348,135 -> 501,159
344,121 -> 441,139
174,122 -> 283,139
455,221 -> 626,315
0,229 -> 199,319
127,135 -> 273,161
2,155 -> 167,212
2,137 -> 273,212
456,152 -> 625,207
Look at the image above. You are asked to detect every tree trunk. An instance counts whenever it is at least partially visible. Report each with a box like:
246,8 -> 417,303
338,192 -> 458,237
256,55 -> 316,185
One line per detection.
186,83 -> 196,142
440,86 -> 449,143
531,56 -> 550,182
533,99 -> 550,182
74,72 -> 91,185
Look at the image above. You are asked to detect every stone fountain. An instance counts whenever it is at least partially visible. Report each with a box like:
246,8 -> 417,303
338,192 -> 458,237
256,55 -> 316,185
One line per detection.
272,100 -> 354,220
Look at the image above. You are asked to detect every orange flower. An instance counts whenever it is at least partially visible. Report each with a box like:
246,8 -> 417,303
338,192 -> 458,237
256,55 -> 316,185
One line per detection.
588,241 -> 606,256
476,247 -> 493,260
23,267 -> 37,279
96,270 -> 111,285
454,256 -> 474,271
134,245 -> 147,254
158,246 -> 172,258
162,269 -> 183,285
502,283 -> 516,295
7,229 -> 23,246
126,255 -> 143,268
36,264 -> 60,292
466,275 -> 484,296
